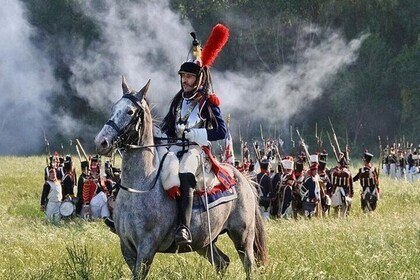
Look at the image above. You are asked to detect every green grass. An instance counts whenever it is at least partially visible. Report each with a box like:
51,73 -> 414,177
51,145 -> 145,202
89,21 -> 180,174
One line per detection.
0,156 -> 419,279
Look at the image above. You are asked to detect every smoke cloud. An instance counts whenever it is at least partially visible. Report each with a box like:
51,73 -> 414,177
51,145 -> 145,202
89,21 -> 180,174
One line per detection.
0,0 -> 366,155
0,0 -> 57,155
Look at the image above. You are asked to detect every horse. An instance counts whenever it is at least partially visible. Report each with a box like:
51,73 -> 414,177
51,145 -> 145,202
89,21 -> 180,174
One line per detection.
94,77 -> 268,279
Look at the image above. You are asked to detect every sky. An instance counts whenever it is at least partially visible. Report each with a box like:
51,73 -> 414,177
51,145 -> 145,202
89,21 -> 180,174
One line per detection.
0,0 -> 366,155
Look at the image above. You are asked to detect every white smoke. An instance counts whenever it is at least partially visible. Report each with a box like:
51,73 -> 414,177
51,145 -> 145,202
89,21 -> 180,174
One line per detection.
69,0 -> 192,110
0,0 -> 57,155
215,29 -> 368,123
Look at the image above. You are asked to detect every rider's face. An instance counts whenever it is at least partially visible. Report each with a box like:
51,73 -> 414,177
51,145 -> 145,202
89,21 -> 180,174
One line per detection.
180,73 -> 197,92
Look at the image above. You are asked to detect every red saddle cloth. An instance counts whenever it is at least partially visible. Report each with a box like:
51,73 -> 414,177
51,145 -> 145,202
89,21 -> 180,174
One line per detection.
197,146 -> 237,195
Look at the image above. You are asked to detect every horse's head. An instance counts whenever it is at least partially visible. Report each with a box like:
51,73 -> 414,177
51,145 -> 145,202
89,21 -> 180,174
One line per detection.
95,76 -> 152,156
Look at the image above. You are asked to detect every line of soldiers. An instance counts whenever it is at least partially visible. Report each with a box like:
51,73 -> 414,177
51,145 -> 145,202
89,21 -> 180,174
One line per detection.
234,142 -> 380,219
382,143 -> 420,181
40,150 -> 120,226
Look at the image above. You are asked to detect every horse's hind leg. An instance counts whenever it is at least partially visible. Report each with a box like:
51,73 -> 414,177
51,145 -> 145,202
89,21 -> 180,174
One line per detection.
198,243 -> 230,275
228,229 -> 255,279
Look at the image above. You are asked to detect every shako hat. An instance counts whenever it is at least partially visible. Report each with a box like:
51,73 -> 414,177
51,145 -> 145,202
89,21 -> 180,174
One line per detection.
363,149 -> 373,162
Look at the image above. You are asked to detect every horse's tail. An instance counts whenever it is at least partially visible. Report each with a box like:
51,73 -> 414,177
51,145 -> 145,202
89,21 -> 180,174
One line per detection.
253,188 -> 269,267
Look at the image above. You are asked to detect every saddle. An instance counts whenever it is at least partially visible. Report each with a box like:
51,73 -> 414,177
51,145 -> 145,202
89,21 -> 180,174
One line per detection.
195,146 -> 237,195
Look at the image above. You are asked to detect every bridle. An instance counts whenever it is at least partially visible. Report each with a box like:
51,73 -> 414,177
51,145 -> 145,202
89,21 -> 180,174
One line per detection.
105,94 -> 146,149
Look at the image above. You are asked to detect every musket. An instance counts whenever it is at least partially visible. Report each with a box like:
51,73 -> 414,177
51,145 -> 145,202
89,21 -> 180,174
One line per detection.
328,117 -> 342,155
239,125 -> 244,162
43,130 -> 51,166
290,125 -> 295,154
378,136 -> 383,177
315,122 -> 321,151
327,131 -> 339,162
253,141 -> 261,163
273,143 -> 285,174
260,124 -> 266,156
295,129 -> 311,167
76,139 -> 89,162
75,144 -> 83,162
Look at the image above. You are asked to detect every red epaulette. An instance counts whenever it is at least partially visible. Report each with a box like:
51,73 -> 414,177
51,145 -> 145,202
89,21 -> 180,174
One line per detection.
207,93 -> 221,106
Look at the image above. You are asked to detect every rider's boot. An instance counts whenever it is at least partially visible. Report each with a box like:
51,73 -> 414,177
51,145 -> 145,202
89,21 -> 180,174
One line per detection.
175,172 -> 195,245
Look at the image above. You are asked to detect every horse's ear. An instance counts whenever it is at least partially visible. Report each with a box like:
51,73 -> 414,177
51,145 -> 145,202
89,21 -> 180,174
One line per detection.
122,75 -> 130,95
136,79 -> 151,99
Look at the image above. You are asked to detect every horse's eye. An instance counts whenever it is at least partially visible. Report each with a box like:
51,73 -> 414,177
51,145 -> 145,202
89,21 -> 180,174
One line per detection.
127,109 -> 134,116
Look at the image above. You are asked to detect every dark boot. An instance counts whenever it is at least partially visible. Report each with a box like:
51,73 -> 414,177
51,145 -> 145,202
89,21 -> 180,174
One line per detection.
104,217 -> 116,234
175,172 -> 196,245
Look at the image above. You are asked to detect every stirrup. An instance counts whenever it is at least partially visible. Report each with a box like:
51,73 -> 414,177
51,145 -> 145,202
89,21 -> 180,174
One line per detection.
175,225 -> 192,245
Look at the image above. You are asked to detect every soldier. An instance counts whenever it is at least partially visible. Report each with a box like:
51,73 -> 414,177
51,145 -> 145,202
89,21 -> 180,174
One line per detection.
330,153 -> 353,217
62,160 -> 75,200
318,152 -> 332,216
270,161 -> 284,218
353,150 -> 380,213
40,168 -> 62,222
278,158 -> 295,219
82,156 -> 111,220
255,160 -> 272,220
160,25 -> 229,245
396,149 -> 405,179
301,161 -> 319,218
387,147 -> 398,179
76,160 -> 89,216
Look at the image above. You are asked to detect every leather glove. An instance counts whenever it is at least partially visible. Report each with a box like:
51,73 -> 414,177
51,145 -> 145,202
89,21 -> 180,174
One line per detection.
184,128 -> 209,146
166,186 -> 181,200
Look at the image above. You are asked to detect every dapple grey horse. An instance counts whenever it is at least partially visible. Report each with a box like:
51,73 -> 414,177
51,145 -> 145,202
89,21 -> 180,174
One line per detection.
94,77 -> 268,279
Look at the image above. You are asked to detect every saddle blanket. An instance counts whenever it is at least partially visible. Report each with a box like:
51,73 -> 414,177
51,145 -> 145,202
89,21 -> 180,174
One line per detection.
193,186 -> 237,211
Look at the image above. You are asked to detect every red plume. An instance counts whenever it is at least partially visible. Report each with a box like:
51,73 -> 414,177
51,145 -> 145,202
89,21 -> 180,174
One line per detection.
201,24 -> 229,68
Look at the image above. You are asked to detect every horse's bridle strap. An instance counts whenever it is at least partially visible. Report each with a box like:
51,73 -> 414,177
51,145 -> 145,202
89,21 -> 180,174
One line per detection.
106,119 -> 123,135
105,94 -> 145,136
122,94 -> 144,109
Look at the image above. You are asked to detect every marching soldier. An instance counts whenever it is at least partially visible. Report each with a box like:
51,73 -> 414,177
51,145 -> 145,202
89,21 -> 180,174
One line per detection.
353,150 -> 380,213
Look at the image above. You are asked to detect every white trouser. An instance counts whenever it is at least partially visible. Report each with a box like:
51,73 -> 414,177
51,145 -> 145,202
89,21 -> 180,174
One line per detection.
90,192 -> 110,219
46,201 -> 61,222
160,145 -> 203,191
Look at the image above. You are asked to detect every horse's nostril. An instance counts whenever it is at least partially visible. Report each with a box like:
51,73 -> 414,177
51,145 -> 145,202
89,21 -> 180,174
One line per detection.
101,139 -> 108,148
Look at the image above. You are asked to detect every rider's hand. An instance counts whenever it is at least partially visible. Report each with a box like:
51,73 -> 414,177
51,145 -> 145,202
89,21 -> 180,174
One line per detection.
185,128 -> 209,146
166,186 -> 181,200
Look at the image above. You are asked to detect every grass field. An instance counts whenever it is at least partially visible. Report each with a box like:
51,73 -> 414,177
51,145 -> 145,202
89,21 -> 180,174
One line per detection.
0,156 -> 419,279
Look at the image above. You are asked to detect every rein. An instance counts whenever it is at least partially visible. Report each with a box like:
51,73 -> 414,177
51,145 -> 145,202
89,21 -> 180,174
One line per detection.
116,151 -> 170,194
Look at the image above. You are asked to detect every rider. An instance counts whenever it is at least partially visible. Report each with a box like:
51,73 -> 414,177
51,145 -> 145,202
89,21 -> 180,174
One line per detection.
160,25 -> 229,245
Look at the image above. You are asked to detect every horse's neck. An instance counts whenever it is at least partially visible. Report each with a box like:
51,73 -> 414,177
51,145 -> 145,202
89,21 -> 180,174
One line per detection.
122,126 -> 157,183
